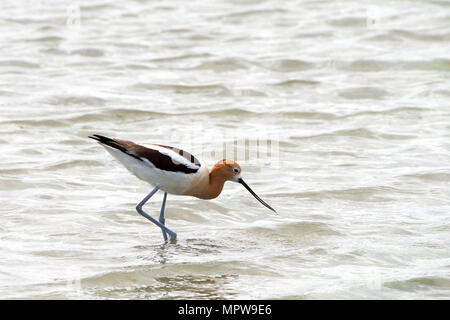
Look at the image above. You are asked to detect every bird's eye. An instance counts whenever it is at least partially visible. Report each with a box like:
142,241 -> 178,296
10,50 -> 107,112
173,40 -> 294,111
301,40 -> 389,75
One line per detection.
233,168 -> 239,173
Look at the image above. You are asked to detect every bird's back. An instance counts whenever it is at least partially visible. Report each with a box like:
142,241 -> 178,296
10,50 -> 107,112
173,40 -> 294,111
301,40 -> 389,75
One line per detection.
89,135 -> 207,195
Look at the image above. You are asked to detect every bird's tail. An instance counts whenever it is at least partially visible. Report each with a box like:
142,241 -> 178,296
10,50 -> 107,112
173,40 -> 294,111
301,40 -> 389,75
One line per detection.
88,134 -> 128,153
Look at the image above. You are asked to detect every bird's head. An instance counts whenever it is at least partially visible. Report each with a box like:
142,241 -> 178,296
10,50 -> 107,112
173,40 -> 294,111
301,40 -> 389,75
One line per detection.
212,159 -> 277,214
212,159 -> 242,182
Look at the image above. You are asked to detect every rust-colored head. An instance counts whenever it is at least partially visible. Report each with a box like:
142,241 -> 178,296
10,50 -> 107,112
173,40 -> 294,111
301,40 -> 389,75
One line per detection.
211,159 -> 242,182
210,159 -> 277,214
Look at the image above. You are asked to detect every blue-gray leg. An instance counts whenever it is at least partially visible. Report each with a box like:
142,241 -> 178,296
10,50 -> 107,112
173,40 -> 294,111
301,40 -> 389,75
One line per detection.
159,192 -> 168,241
136,184 -> 177,240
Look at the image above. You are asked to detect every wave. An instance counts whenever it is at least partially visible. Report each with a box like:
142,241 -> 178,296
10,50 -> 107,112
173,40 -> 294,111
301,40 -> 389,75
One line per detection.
247,221 -> 343,238
385,276 -> 450,291
292,128 -> 415,141
273,186 -> 407,202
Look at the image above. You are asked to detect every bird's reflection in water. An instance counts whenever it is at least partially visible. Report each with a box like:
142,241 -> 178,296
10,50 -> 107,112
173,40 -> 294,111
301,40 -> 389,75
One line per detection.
136,237 -> 226,264
134,241 -> 176,265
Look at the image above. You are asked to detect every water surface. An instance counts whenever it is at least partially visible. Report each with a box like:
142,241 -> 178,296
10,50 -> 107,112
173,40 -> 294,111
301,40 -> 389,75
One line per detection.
0,0 -> 449,299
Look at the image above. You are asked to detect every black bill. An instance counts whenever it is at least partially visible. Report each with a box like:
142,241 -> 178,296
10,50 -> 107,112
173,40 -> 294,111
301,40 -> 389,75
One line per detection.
238,178 -> 277,214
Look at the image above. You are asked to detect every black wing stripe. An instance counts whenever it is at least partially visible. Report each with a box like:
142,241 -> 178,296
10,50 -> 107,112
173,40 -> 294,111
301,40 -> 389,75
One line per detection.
135,148 -> 199,174
88,135 -> 141,160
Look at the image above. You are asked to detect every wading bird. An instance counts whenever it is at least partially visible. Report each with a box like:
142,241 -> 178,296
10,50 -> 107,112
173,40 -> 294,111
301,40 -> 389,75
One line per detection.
89,134 -> 277,241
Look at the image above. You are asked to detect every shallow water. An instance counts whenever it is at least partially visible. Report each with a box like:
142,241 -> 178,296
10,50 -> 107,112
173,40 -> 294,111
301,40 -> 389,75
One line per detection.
1,0 -> 449,299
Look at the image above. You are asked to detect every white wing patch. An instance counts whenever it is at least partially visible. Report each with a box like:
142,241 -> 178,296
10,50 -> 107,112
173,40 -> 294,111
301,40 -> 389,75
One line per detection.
143,144 -> 201,170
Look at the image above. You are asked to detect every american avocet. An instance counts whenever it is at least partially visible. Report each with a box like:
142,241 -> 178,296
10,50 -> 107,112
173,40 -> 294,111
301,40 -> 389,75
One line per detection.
88,134 -> 276,241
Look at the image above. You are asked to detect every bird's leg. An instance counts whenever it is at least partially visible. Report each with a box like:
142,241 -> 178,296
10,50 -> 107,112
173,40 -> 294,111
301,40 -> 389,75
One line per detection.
136,184 -> 177,240
158,192 -> 168,241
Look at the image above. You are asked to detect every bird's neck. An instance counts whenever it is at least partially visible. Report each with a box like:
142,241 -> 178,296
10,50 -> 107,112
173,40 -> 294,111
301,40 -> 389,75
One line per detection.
190,166 -> 225,200
206,168 -> 227,199
183,164 -> 227,199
